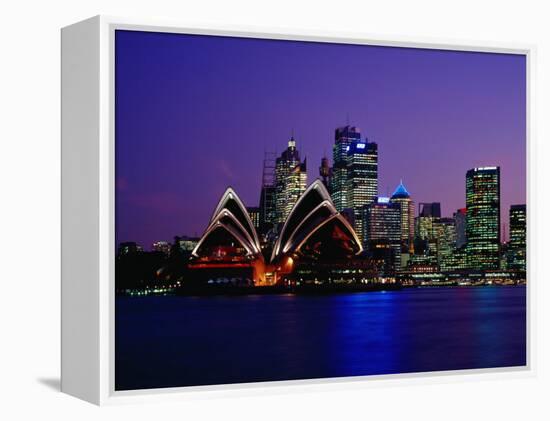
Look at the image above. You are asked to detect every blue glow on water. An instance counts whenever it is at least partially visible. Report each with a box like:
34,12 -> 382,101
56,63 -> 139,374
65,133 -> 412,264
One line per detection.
115,286 -> 526,390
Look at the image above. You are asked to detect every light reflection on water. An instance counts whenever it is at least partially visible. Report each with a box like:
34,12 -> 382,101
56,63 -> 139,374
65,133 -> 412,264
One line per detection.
115,286 -> 526,390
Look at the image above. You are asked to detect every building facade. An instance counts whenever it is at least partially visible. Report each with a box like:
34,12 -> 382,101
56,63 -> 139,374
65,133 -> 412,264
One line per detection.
454,208 -> 467,248
247,206 -> 261,229
345,139 -> 378,244
508,204 -> 526,271
363,197 -> 401,272
465,167 -> 501,270
330,126 -> 362,212
274,137 -> 307,225
390,181 -> 415,255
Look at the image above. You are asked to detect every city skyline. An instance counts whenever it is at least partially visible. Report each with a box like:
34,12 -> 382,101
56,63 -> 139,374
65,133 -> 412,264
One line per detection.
115,30 -> 526,249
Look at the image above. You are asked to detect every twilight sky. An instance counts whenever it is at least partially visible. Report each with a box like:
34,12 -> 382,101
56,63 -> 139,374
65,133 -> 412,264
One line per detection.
115,30 -> 526,249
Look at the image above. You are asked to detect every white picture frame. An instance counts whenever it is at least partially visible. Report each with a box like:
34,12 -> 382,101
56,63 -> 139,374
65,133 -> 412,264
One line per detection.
61,15 -> 535,405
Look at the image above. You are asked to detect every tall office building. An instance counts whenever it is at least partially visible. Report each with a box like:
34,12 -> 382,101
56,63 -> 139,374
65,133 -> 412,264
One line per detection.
466,166 -> 500,270
508,204 -> 526,271
390,181 -> 415,254
275,137 -> 307,224
414,202 -> 442,260
454,208 -> 467,248
259,152 -> 277,233
433,217 -> 457,266
363,197 -> 401,272
331,126 -> 362,211
345,139 -> 378,243
415,203 -> 441,246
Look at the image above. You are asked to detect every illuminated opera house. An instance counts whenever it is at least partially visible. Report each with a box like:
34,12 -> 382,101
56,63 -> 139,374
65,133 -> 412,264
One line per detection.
189,180 -> 363,286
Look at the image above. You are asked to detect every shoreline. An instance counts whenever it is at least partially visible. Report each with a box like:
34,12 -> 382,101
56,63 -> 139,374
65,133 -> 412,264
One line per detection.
116,282 -> 525,297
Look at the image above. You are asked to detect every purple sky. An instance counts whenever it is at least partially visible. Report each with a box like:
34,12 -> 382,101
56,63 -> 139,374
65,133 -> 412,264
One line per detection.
115,30 -> 526,249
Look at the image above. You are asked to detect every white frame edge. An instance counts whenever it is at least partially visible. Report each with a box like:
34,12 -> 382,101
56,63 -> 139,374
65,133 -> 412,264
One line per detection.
60,15 -> 536,406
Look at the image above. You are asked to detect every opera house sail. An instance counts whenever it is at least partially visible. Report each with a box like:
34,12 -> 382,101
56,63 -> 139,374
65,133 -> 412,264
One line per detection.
189,180 -> 363,286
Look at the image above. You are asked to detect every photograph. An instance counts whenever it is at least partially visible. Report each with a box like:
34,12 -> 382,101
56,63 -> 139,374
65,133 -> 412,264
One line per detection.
113,29 -> 527,391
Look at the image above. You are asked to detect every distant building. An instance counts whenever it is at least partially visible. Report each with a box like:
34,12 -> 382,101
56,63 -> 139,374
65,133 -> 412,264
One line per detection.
176,236 -> 199,252
433,217 -> 457,266
440,246 -> 468,272
274,137 -> 307,224
259,185 -> 276,233
415,203 -> 441,255
363,197 -> 401,272
390,181 -> 415,255
454,208 -> 467,248
259,152 -> 277,234
508,204 -> 526,271
247,206 -> 261,229
419,202 -> 441,218
466,167 -> 500,270
117,242 -> 142,257
152,241 -> 171,256
319,156 -> 332,190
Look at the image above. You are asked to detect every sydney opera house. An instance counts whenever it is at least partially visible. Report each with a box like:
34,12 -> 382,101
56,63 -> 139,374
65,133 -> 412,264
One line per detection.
188,180 -> 363,286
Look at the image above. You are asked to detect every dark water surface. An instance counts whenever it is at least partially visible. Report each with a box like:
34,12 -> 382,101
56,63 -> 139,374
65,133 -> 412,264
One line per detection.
115,286 -> 526,390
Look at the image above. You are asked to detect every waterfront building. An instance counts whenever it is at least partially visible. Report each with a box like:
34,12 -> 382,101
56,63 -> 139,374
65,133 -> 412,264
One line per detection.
330,126 -> 361,212
406,253 -> 438,273
390,181 -> 415,255
454,208 -> 467,248
508,204 -> 526,271
440,246 -> 468,272
190,187 -> 265,284
363,197 -> 401,271
247,206 -> 261,229
151,241 -> 171,256
466,167 -> 500,270
271,180 -> 362,268
274,137 -> 307,225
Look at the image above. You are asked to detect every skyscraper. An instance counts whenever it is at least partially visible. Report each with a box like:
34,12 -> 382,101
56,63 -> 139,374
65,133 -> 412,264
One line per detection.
466,166 -> 500,270
331,126 -> 362,212
414,202 -> 442,263
390,181 -> 415,254
454,208 -> 467,248
259,152 -> 277,233
433,217 -> 457,266
345,139 -> 378,243
274,137 -> 307,225
363,197 -> 401,272
508,204 -> 526,271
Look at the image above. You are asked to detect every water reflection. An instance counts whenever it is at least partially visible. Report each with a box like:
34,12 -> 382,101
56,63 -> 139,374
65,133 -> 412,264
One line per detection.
115,286 -> 526,390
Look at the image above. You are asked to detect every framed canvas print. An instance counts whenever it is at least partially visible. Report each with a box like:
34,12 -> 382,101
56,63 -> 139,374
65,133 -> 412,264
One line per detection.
61,16 -> 533,405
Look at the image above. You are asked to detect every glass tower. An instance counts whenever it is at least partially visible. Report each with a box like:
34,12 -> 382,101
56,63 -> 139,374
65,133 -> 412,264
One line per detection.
345,139 -> 378,244
363,197 -> 401,271
465,167 -> 500,270
275,137 -> 307,225
331,126 -> 361,212
508,204 -> 526,271
390,181 -> 415,254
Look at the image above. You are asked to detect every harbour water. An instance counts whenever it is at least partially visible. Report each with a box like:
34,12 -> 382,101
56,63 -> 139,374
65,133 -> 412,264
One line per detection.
115,286 -> 526,390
